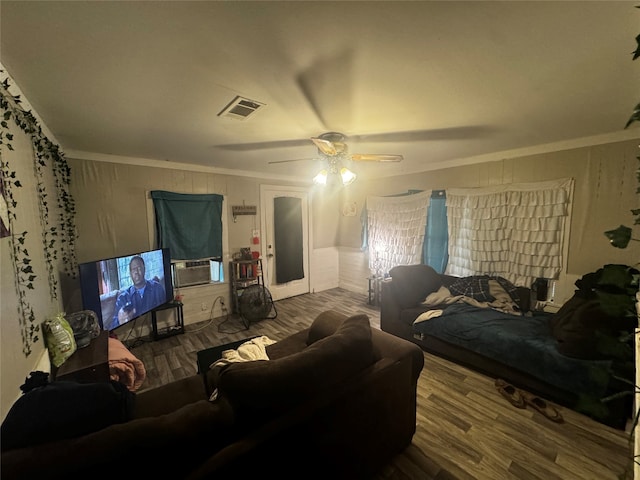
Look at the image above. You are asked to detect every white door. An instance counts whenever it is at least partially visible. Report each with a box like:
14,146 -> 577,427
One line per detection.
260,185 -> 310,301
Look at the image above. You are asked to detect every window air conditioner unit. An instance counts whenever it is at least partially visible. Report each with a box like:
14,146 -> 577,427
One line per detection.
172,260 -> 211,287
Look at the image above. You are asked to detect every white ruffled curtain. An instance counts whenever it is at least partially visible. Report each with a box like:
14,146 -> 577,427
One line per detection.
366,191 -> 430,275
445,178 -> 573,287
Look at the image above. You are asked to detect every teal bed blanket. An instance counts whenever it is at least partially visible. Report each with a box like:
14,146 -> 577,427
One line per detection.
412,303 -> 613,399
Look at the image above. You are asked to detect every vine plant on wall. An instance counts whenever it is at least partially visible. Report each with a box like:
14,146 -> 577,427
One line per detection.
0,73 -> 78,357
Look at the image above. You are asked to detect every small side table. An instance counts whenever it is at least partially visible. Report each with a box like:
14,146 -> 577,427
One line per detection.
151,301 -> 184,341
54,330 -> 109,383
368,275 -> 383,306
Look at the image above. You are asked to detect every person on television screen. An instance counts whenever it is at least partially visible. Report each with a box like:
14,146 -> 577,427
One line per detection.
112,255 -> 166,328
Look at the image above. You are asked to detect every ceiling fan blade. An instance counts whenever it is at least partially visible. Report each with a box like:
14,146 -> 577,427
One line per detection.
214,138 -> 310,151
311,137 -> 337,156
296,50 -> 355,132
268,157 -> 316,164
348,126 -> 497,143
350,153 -> 403,162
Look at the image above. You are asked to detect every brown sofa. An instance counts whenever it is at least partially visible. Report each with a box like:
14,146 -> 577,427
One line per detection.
1,310 -> 424,479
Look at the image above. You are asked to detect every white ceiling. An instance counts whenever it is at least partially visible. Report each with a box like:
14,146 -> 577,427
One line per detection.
1,1 -> 639,183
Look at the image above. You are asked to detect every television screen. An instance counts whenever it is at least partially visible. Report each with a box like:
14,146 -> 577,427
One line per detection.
79,248 -> 173,331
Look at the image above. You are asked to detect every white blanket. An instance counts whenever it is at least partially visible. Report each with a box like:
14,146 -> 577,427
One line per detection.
209,335 -> 276,369
208,335 -> 276,401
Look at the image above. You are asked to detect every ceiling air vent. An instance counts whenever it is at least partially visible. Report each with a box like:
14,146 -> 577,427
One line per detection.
218,96 -> 265,120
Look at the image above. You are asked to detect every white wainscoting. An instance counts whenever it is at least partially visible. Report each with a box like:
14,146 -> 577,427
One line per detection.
310,247 -> 340,293
178,282 -> 230,326
338,247 -> 372,295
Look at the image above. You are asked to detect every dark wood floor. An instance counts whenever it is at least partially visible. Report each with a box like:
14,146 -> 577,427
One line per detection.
127,288 -> 632,480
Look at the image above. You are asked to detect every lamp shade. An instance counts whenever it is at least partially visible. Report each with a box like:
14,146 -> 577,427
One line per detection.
313,169 -> 328,185
340,167 -> 357,185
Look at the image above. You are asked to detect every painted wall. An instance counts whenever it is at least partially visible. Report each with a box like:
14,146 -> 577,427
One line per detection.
337,139 -> 640,304
0,112 -> 65,420
63,159 -> 325,318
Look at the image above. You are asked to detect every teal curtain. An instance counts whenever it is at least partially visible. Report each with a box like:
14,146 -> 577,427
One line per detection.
423,190 -> 448,273
151,190 -> 223,260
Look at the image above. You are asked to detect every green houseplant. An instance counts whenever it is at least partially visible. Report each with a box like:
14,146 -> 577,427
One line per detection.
602,13 -> 640,479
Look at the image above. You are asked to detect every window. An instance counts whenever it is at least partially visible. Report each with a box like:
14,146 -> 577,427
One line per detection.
151,190 -> 223,260
148,190 -> 228,286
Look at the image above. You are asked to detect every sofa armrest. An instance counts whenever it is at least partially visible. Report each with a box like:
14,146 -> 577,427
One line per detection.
371,327 -> 424,383
134,374 -> 208,418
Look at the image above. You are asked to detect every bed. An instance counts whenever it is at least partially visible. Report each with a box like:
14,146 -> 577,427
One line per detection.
380,264 -> 634,429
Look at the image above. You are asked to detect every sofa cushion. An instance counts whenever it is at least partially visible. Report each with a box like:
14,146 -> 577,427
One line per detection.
0,399 -> 235,480
1,380 -> 134,451
389,264 -> 443,309
216,313 -> 374,415
306,309 -> 350,345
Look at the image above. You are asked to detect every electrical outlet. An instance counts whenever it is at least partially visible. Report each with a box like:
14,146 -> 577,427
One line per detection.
201,302 -> 207,311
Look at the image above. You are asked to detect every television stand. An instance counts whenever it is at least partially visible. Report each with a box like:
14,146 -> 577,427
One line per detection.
151,301 -> 184,340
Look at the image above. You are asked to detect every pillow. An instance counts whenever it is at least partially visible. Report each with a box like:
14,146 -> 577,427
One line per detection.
216,314 -> 374,415
388,264 -> 443,308
306,310 -> 348,345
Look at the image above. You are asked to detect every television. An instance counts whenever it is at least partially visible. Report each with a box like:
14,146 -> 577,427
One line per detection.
79,248 -> 173,331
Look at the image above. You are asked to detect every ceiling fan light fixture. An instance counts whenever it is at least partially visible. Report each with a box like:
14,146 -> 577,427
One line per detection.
340,167 -> 357,185
313,169 -> 328,185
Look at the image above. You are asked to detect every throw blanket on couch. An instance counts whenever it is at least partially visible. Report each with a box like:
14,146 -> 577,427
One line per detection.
417,279 -> 523,320
108,337 -> 146,392
208,335 -> 276,401
412,302 -> 613,401
209,336 -> 276,369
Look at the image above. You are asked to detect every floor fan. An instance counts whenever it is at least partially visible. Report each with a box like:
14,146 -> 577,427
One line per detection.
237,285 -> 277,329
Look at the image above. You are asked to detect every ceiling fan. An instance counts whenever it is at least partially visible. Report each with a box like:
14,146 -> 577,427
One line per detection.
268,132 -> 402,185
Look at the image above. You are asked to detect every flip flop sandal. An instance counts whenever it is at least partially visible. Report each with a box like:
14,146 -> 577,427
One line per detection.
523,394 -> 564,423
494,378 -> 526,409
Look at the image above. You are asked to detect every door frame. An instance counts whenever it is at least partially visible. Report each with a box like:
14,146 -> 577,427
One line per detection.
259,184 -> 312,301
